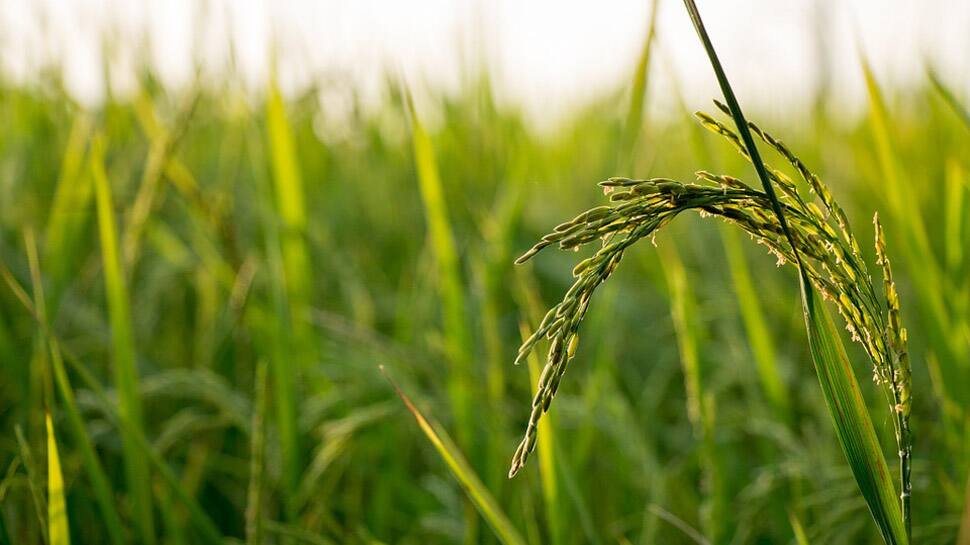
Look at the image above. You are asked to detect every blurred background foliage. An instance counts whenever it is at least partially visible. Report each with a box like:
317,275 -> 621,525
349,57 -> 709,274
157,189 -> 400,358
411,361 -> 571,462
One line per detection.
0,10 -> 969,544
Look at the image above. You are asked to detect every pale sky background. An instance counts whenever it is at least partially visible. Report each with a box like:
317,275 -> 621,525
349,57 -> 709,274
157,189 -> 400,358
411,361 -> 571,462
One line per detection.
2,0 -> 969,127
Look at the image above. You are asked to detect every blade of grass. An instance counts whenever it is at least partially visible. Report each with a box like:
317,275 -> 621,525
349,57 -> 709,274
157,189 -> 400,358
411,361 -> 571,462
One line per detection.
928,65 -> 970,130
403,86 -> 474,446
647,504 -> 711,545
944,159 -> 966,283
45,413 -> 70,545
683,78 -> 793,420
44,112 -> 94,308
15,425 -> 48,545
48,338 -> 127,545
721,227 -> 788,416
246,360 -> 268,545
23,233 -> 127,545
788,510 -> 810,545
155,483 -> 187,545
381,366 -> 526,545
266,75 -> 315,360
90,133 -> 156,545
803,289 -> 908,544
264,78 -> 313,506
624,12 -> 732,538
682,2 -> 908,542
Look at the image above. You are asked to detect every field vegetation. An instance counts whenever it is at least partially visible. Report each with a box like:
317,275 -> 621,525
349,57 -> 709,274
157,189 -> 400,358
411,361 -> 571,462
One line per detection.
0,2 -> 968,543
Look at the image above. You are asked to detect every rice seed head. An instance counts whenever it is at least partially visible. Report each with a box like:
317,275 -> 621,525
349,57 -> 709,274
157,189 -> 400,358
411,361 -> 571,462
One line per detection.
510,106 -> 912,493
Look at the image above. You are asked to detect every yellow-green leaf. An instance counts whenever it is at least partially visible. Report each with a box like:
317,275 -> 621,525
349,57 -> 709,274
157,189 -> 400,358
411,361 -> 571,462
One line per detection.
46,413 -> 70,545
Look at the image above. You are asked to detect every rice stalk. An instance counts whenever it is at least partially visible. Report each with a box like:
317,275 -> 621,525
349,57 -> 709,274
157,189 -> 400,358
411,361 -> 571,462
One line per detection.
508,11 -> 913,536
509,129 -> 912,537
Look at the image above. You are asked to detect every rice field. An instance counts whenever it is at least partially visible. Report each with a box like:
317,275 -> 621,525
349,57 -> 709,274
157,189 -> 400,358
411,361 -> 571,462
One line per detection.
0,2 -> 969,544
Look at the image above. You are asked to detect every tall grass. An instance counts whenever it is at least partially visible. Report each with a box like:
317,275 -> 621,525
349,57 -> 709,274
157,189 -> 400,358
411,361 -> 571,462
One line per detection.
91,134 -> 156,545
0,9 -> 966,543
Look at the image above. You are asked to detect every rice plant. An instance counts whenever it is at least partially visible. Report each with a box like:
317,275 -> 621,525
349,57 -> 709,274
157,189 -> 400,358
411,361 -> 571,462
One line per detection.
510,5 -> 915,543
2,3 -> 968,543
510,103 -> 913,537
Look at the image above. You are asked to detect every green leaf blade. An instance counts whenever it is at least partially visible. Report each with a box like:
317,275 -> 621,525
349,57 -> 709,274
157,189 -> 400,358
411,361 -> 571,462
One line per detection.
803,288 -> 908,545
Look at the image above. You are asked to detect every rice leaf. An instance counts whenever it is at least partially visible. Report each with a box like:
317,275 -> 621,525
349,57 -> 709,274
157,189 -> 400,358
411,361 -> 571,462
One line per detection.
944,159 -> 965,280
788,510 -> 810,545
44,113 -> 94,307
928,65 -> 970,130
90,134 -> 156,545
265,76 -> 312,504
48,339 -> 127,545
266,75 -> 314,339
45,413 -> 70,545
802,288 -> 908,544
403,86 -> 474,442
381,366 -> 526,545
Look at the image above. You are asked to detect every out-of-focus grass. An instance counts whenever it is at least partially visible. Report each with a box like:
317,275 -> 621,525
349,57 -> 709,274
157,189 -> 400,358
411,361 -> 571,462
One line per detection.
0,31 -> 966,545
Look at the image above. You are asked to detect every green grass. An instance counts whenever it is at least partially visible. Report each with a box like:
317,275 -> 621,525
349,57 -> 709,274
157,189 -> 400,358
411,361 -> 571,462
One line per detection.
0,11 -> 968,544
46,413 -> 69,545
91,134 -> 157,545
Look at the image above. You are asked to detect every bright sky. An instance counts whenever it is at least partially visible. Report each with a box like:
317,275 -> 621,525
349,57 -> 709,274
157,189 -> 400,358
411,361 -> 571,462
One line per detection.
3,0 -> 969,126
